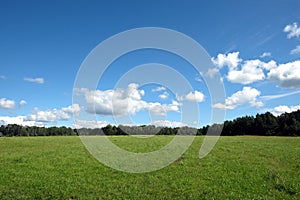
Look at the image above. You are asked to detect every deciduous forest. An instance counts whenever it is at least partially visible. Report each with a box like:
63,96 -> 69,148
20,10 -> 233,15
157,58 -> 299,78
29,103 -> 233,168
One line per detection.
1,110 -> 300,137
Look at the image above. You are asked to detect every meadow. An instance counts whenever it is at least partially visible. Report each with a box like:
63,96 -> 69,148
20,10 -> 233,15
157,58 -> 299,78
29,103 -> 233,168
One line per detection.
0,136 -> 299,199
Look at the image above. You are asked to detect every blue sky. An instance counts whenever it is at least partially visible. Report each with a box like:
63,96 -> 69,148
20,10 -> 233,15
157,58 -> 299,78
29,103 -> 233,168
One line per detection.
1,0 -> 300,128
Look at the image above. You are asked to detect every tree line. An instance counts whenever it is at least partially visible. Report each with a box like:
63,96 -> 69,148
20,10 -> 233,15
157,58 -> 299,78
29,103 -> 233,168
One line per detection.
220,110 -> 300,136
1,110 -> 300,137
0,125 -> 76,137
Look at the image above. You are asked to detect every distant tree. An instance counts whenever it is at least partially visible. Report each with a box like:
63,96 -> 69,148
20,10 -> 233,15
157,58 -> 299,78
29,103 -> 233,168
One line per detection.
102,125 -> 115,135
1,109 -> 300,137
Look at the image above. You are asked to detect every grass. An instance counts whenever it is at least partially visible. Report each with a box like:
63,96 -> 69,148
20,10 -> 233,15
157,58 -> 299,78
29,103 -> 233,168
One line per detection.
0,136 -> 299,199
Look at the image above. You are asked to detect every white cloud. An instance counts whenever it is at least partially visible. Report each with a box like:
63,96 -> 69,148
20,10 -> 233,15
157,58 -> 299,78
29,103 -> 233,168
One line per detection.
158,92 -> 169,100
0,116 -> 40,126
151,120 -> 187,127
261,90 -> 300,100
152,86 -> 166,92
261,60 -> 277,70
205,68 -> 219,78
211,51 -> 300,87
212,52 -> 242,69
227,59 -> 277,84
195,76 -> 203,82
284,22 -> 300,39
148,100 -> 180,116
213,87 -> 263,110
0,104 -> 80,126
76,84 -> 146,116
212,52 -> 278,84
26,109 -> 56,123
227,60 -> 265,84
260,52 -> 271,58
61,104 -> 81,116
271,105 -> 300,116
73,120 -> 109,129
25,104 -> 80,123
24,77 -> 44,84
0,75 -> 6,80
0,98 -> 15,109
290,45 -> 300,55
185,91 -> 205,102
75,83 -> 180,117
177,90 -> 205,102
19,100 -> 27,107
267,60 -> 300,88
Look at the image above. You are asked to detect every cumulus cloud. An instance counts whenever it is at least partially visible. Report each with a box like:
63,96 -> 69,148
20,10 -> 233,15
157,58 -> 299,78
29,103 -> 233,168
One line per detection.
151,120 -> 187,127
24,77 -> 44,84
158,92 -> 169,100
61,104 -> 81,116
267,60 -> 300,88
73,120 -> 109,129
214,51 -> 300,87
212,51 -> 277,84
213,87 -> 263,110
212,52 -> 242,69
185,91 -> 205,102
213,51 -> 300,88
25,104 -> 80,123
290,45 -> 300,55
152,86 -> 166,92
177,90 -> 205,102
19,100 -> 27,107
0,116 -> 39,126
227,59 -> 277,84
76,84 -> 146,116
75,83 -> 180,117
0,98 -> 28,110
260,52 -> 271,58
205,68 -> 219,78
271,105 -> 300,116
0,98 -> 15,109
284,22 -> 300,39
227,60 -> 265,84
261,60 -> 277,70
0,104 -> 80,126
148,100 -> 180,116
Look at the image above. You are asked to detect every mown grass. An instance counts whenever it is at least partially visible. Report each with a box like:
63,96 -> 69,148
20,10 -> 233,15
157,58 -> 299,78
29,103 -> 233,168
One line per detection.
0,136 -> 299,199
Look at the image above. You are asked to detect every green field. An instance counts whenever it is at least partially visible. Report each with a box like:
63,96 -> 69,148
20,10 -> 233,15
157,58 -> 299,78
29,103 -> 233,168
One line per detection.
0,136 -> 299,199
